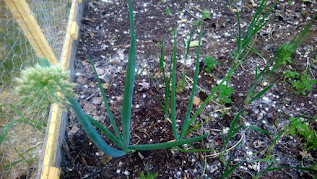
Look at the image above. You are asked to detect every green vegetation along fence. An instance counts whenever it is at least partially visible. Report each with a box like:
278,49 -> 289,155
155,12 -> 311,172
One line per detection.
0,0 -> 83,178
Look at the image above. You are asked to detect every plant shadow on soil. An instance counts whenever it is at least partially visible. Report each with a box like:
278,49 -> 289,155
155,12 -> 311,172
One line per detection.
61,0 -> 317,178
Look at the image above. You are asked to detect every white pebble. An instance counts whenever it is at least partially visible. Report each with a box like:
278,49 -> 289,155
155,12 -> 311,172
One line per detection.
124,170 -> 130,176
246,151 -> 253,156
222,127 -> 230,135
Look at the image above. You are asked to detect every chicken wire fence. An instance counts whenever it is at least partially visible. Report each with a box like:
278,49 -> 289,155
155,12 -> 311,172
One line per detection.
0,0 -> 72,178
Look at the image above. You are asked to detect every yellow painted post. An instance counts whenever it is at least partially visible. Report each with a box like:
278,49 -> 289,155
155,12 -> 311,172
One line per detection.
40,0 -> 80,178
61,0 -> 78,71
41,103 -> 62,178
5,0 -> 58,65
71,22 -> 79,40
48,167 -> 60,179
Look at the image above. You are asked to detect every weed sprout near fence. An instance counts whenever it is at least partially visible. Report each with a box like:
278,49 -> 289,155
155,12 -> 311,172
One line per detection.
0,0 -> 82,178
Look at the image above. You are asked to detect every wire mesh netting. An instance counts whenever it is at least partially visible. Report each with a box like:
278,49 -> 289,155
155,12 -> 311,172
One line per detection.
0,0 -> 71,178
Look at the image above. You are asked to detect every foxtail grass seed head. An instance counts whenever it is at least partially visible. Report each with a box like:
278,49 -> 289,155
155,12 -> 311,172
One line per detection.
15,64 -> 76,115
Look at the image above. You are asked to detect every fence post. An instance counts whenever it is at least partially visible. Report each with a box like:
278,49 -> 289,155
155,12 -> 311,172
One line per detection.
40,0 -> 82,178
5,0 -> 58,65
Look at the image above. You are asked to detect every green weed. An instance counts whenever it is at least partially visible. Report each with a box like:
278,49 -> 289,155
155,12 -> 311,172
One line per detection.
278,43 -> 293,65
202,10 -> 210,20
165,7 -> 172,16
292,72 -> 316,95
286,116 -> 317,150
203,55 -> 218,73
214,84 -> 234,104
284,70 -> 316,95
283,70 -> 299,79
139,163 -> 158,179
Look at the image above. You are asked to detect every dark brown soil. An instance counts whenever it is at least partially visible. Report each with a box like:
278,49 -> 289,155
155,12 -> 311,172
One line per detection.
61,0 -> 317,178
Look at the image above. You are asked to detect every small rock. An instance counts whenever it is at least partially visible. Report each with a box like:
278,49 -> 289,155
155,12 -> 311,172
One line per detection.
208,161 -> 219,173
124,170 -> 130,176
92,97 -> 103,105
96,67 -> 105,75
248,163 -> 259,172
77,75 -> 87,84
262,96 -> 271,103
101,155 -> 112,164
83,102 -> 96,114
222,127 -> 229,135
69,125 -> 80,135
138,81 -> 150,91
193,97 -> 201,106
138,152 -> 144,160
118,161 -> 123,167
257,111 -> 265,120
102,83 -> 109,89
253,140 -> 264,149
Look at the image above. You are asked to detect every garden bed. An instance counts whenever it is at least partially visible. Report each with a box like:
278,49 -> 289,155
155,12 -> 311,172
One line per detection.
61,0 -> 317,178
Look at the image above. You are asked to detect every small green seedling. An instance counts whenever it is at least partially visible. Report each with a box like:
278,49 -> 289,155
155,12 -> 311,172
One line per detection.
139,163 -> 158,179
278,43 -> 293,65
193,20 -> 200,26
202,10 -> 210,20
286,116 -> 317,150
204,55 -> 218,73
165,7 -> 172,16
214,84 -> 234,104
176,79 -> 186,93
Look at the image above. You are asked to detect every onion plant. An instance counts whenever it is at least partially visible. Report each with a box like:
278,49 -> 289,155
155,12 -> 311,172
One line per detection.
68,0 -> 209,157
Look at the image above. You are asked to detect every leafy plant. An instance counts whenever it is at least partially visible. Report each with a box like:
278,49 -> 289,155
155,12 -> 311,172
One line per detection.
176,79 -> 186,93
291,72 -> 316,95
139,163 -> 158,179
193,20 -> 200,26
202,10 -> 210,20
165,7 -> 171,16
157,43 -> 171,120
286,116 -> 317,150
277,42 -> 293,65
203,55 -> 218,73
214,84 -> 234,104
283,70 -> 299,79
249,158 -> 317,179
193,10 -> 209,26
284,69 -> 316,95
